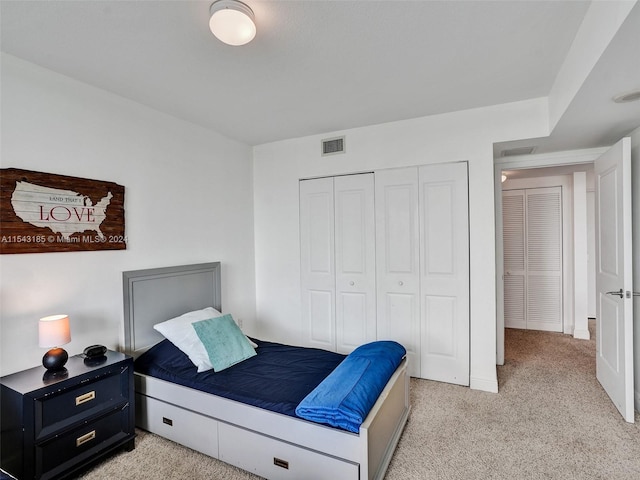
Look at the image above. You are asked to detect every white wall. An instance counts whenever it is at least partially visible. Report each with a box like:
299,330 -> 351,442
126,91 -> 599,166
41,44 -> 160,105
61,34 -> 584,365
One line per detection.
0,54 -> 257,375
253,98 -> 549,393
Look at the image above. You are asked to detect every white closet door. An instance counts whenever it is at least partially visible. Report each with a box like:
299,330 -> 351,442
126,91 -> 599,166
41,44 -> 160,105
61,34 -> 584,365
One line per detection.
419,163 -> 469,386
334,174 -> 377,353
503,190 -> 527,329
526,187 -> 562,332
375,168 -> 421,377
502,187 -> 563,332
300,178 -> 335,350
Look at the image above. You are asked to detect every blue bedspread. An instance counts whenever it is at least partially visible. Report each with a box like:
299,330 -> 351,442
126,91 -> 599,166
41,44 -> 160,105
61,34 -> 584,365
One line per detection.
295,341 -> 406,433
134,338 -> 345,418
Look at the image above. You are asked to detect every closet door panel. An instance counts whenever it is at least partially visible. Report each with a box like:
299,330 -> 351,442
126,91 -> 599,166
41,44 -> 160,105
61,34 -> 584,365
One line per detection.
375,168 -> 420,377
526,188 -> 562,332
502,191 -> 527,329
380,293 -> 418,355
308,290 -> 334,345
334,174 -> 376,353
300,178 -> 336,350
424,296 -> 456,356
504,275 -> 526,329
419,163 -> 469,386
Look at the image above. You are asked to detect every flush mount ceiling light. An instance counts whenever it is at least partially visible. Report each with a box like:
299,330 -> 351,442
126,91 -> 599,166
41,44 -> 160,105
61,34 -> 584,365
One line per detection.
209,0 -> 256,46
612,88 -> 640,103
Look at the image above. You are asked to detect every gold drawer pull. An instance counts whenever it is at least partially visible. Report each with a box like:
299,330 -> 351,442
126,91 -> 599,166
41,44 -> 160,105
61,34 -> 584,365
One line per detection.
75,391 -> 96,406
76,430 -> 96,447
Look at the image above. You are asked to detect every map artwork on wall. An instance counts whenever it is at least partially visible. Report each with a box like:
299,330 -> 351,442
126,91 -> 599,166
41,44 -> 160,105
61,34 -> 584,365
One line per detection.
0,168 -> 126,254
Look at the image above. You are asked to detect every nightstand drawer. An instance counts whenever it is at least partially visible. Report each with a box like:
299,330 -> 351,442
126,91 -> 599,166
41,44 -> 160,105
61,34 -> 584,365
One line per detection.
36,405 -> 131,479
35,368 -> 128,440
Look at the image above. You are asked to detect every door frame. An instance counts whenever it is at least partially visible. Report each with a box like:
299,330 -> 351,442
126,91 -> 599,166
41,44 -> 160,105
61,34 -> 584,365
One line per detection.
494,147 -> 607,365
502,181 -> 569,333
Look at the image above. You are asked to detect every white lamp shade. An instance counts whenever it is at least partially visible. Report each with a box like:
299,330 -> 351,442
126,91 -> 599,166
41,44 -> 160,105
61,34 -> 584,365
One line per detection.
39,314 -> 71,348
209,0 -> 256,46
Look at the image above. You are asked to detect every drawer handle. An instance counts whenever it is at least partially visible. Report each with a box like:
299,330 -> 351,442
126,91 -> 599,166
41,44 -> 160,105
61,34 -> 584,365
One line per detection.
273,457 -> 289,470
76,430 -> 96,447
162,417 -> 173,426
75,391 -> 96,406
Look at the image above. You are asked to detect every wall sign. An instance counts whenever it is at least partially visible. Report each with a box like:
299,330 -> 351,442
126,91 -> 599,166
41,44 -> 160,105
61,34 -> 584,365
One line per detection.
1,169 -> 126,254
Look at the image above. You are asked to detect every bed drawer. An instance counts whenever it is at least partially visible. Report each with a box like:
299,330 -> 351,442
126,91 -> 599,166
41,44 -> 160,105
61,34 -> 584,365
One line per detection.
219,422 -> 359,480
135,394 -> 219,458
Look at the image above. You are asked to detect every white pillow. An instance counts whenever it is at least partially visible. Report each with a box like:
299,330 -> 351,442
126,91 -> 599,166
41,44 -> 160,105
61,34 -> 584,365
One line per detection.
153,307 -> 257,373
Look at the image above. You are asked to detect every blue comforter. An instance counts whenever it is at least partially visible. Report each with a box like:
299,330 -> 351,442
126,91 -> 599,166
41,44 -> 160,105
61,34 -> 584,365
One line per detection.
295,341 -> 406,433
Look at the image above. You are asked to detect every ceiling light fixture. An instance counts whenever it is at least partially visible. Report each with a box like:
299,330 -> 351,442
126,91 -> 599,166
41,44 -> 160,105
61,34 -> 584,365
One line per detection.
209,0 -> 256,46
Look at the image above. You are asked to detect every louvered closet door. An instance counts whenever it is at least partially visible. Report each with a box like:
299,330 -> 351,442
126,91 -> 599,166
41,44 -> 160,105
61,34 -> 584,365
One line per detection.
419,163 -> 469,386
503,191 -> 527,329
300,177 -> 336,350
375,168 -> 421,377
502,187 -> 563,332
334,174 -> 376,353
526,187 -> 562,332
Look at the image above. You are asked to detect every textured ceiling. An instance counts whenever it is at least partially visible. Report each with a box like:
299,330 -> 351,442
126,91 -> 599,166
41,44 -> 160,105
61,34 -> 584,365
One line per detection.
1,0 -> 637,152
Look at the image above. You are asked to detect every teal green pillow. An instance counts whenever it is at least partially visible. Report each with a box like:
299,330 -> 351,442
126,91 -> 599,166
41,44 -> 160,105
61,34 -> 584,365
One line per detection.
191,314 -> 257,371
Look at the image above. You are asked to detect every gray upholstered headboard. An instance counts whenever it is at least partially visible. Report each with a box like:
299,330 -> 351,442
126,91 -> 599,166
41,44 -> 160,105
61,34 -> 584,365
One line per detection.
122,262 -> 221,356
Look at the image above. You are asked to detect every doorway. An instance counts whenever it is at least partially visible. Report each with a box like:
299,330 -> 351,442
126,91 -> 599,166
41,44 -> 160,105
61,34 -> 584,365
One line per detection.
494,149 -> 605,366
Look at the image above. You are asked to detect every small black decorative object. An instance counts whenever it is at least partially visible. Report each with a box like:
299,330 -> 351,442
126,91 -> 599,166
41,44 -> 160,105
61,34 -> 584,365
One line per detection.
83,344 -> 107,358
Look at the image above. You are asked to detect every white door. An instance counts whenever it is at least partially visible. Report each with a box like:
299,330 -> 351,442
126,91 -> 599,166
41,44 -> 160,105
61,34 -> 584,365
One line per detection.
503,190 -> 527,329
300,174 -> 376,353
334,174 -> 376,353
419,163 -> 469,385
375,167 -> 421,377
595,137 -> 634,423
502,187 -> 563,332
300,177 -> 336,350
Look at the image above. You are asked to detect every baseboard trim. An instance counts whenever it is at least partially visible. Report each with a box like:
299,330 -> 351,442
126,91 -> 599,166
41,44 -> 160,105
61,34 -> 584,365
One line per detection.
470,376 -> 498,393
573,329 -> 591,340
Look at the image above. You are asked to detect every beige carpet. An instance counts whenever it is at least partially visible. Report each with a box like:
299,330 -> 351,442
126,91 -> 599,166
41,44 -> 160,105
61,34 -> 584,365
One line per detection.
80,322 -> 640,479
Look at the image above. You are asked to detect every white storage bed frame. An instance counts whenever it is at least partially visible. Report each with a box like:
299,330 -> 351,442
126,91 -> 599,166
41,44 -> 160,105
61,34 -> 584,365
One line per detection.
123,263 -> 410,480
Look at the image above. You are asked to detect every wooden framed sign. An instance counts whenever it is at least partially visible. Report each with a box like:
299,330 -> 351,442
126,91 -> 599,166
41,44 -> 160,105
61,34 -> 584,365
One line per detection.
1,169 -> 126,254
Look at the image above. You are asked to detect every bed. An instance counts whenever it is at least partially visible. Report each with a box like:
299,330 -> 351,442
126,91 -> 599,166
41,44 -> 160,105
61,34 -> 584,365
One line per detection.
123,262 -> 410,480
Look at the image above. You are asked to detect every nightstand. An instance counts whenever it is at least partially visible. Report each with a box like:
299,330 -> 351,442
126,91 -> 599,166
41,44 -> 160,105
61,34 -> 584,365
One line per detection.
0,350 -> 135,480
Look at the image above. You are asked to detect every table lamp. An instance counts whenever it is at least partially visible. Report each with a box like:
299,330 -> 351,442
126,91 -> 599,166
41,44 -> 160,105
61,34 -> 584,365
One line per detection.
39,314 -> 71,371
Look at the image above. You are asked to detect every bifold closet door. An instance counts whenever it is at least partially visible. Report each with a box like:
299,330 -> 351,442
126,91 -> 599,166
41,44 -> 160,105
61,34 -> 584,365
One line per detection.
375,168 -> 421,377
334,174 -> 377,353
503,190 -> 527,329
300,174 -> 376,353
376,163 -> 469,383
419,163 -> 469,386
300,177 -> 336,351
502,187 -> 563,332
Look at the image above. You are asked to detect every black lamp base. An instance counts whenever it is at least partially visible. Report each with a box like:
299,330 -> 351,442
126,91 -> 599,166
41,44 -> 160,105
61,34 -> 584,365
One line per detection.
42,347 -> 69,371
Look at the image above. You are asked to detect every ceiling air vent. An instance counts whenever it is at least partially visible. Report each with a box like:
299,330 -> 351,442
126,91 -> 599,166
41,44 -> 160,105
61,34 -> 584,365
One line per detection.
500,146 -> 536,157
322,136 -> 345,156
